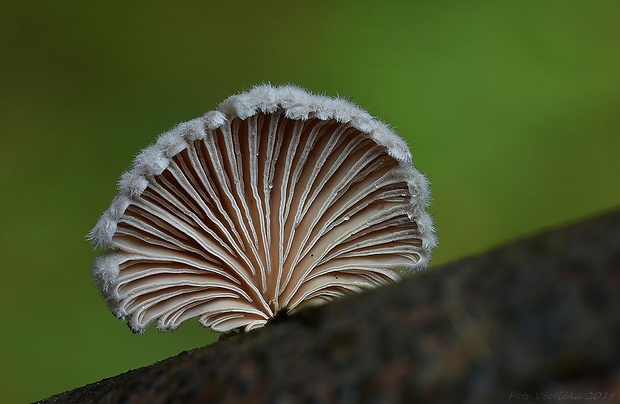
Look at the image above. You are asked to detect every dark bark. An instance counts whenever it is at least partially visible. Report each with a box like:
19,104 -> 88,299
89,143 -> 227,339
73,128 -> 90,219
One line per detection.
38,209 -> 620,404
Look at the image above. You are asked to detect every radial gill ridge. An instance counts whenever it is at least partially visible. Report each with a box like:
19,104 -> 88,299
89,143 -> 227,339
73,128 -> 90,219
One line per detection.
90,84 -> 437,333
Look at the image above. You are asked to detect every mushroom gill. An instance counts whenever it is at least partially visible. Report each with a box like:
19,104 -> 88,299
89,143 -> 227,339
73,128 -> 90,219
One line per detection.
89,84 -> 437,333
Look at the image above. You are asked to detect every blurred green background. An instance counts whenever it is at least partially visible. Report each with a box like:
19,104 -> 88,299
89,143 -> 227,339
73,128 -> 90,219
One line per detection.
1,1 -> 619,402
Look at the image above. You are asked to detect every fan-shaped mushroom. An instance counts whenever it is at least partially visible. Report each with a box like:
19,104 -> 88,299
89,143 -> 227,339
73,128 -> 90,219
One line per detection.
89,84 -> 437,333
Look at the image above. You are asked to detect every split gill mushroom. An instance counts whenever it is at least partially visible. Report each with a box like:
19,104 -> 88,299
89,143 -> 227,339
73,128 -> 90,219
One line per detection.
89,84 -> 437,334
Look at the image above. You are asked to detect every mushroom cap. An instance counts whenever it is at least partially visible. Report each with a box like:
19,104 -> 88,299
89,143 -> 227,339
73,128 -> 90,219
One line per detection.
89,84 -> 437,333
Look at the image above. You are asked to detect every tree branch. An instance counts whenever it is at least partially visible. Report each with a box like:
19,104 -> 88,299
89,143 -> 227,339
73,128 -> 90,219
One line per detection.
39,208 -> 620,403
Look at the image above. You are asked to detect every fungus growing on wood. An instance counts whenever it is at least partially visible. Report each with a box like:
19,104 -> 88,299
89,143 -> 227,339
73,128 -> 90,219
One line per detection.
89,84 -> 437,333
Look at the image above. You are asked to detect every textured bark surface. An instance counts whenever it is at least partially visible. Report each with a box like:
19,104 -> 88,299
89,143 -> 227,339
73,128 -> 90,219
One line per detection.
39,209 -> 620,403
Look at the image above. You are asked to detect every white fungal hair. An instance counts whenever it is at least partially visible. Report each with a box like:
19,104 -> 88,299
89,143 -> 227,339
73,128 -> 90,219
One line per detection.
89,84 -> 437,333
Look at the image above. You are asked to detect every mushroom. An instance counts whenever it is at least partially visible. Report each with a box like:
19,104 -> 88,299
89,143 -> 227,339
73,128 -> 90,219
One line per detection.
89,84 -> 437,333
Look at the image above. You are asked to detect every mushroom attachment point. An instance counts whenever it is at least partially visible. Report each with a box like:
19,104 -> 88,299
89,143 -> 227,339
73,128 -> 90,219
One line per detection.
89,84 -> 437,333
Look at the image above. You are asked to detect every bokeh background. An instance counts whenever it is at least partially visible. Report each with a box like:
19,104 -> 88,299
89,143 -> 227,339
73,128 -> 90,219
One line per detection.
2,1 -> 619,402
